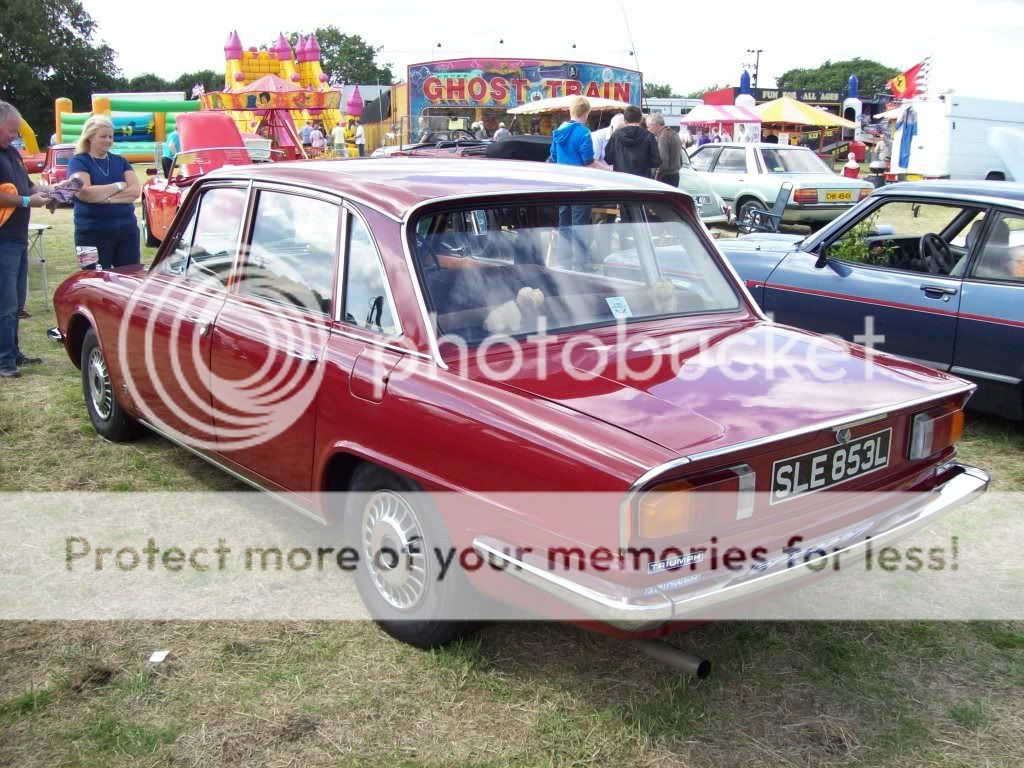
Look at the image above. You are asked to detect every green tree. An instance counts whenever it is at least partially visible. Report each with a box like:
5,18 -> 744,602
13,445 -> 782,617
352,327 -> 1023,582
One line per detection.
776,58 -> 900,98
126,74 -> 172,92
0,0 -> 121,143
643,82 -> 678,98
169,70 -> 224,96
684,84 -> 723,99
286,27 -> 393,86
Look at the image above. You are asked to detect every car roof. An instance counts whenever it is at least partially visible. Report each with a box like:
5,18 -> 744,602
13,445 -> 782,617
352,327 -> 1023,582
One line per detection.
205,157 -> 685,220
875,180 -> 1024,206
695,142 -> 813,150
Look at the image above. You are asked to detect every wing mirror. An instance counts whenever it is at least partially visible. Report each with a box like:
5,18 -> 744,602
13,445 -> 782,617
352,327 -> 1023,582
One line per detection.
815,252 -> 830,269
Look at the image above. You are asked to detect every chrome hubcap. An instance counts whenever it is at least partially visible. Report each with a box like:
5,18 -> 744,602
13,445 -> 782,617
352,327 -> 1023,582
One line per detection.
88,347 -> 112,420
361,491 -> 428,611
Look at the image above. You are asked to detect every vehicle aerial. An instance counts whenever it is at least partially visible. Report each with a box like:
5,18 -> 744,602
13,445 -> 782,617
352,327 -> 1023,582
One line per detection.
140,111 -> 252,246
40,143 -> 76,186
53,158 -> 988,656
888,95 -> 1023,182
720,180 -> 1024,419
688,142 -> 873,229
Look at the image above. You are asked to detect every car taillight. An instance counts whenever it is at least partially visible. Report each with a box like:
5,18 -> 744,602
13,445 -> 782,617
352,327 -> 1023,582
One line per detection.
858,188 -> 872,200
793,188 -> 818,204
908,404 -> 965,460
635,465 -> 755,540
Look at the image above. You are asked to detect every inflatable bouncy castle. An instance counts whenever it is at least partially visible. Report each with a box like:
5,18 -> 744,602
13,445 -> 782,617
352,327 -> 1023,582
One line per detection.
213,31 -> 345,140
54,93 -> 200,162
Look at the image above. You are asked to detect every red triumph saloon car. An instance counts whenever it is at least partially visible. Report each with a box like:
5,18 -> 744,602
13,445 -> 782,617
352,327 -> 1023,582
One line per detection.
53,158 -> 989,658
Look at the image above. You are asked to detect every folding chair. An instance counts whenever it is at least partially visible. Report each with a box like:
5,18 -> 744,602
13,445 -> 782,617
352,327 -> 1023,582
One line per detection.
736,182 -> 794,234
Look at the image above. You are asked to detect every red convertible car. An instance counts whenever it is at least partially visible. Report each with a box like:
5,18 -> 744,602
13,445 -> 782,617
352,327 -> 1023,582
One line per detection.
140,111 -> 251,246
53,159 -> 988,663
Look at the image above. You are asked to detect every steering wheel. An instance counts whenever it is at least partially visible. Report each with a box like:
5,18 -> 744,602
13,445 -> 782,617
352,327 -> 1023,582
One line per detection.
920,233 -> 956,274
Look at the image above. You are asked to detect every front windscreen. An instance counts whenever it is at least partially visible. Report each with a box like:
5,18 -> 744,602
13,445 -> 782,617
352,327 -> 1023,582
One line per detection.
759,147 -> 833,174
411,200 -> 741,343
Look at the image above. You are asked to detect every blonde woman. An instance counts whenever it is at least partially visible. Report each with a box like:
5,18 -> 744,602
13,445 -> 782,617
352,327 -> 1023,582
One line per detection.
67,115 -> 141,269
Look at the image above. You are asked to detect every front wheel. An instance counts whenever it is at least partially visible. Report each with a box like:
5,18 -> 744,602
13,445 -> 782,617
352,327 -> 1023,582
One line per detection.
736,201 -> 766,234
345,464 -> 480,648
81,328 -> 143,442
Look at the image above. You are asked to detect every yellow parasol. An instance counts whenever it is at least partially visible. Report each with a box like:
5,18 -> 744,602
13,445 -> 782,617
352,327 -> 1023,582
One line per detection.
754,96 -> 858,128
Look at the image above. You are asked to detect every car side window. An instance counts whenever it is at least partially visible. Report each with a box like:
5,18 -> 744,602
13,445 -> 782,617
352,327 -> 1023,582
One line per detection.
689,147 -> 718,172
342,213 -> 399,335
157,202 -> 199,277
186,187 -> 248,289
827,200 -> 977,274
970,212 -> 1024,282
237,191 -> 339,315
713,148 -> 746,173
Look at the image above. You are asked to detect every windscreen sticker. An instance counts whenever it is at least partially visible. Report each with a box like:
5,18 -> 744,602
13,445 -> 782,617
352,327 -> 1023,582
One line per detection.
605,296 -> 633,319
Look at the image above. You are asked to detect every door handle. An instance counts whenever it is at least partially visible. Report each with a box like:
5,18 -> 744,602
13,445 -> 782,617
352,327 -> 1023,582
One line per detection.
186,316 -> 212,336
919,284 -> 957,298
285,349 -> 319,364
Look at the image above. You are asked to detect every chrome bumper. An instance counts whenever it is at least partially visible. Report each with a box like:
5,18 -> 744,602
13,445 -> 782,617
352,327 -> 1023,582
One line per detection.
473,464 -> 989,630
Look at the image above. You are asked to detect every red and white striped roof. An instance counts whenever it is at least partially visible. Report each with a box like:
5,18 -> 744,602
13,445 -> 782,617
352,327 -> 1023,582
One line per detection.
680,104 -> 761,125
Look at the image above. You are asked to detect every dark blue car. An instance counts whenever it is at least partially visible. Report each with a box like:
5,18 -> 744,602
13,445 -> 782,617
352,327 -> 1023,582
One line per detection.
720,181 -> 1024,419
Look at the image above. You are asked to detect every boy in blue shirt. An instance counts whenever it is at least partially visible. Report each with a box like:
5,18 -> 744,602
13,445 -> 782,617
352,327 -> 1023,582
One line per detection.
548,96 -> 597,271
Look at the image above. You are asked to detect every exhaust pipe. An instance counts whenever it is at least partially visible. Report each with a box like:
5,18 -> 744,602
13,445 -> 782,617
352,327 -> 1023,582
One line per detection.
631,640 -> 711,679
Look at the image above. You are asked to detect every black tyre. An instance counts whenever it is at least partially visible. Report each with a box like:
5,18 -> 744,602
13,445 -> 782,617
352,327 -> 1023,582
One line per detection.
81,328 -> 143,442
345,464 -> 480,648
141,202 -> 160,247
736,200 -> 765,234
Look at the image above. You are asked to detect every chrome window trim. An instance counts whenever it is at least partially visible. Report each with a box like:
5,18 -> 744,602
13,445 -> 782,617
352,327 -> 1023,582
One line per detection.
336,203 -> 404,339
618,384 -> 975,549
950,366 -> 1022,386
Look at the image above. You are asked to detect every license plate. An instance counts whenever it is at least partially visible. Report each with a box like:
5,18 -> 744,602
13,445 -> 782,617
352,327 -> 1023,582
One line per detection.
825,191 -> 853,202
695,195 -> 711,206
905,173 -> 924,181
770,429 -> 892,504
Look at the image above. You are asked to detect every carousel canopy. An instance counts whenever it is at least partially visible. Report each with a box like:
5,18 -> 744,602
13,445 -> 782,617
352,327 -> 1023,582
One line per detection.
680,104 -> 761,125
755,96 -> 858,128
508,95 -> 633,115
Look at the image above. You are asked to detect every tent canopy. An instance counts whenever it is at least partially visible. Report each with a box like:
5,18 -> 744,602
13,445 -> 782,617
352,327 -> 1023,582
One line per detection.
508,95 -> 632,115
755,96 -> 858,128
680,104 -> 760,125
235,74 -> 305,94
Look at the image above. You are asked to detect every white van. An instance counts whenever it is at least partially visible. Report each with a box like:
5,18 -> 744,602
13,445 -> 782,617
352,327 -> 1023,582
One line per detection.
889,95 -> 1024,181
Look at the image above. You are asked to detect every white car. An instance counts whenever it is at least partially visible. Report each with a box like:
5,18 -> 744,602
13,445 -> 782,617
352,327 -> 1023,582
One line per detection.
688,142 -> 873,229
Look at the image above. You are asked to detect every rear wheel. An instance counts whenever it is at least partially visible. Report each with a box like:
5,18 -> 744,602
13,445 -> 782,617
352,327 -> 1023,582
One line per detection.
345,464 -> 480,648
141,201 -> 160,247
81,328 -> 143,442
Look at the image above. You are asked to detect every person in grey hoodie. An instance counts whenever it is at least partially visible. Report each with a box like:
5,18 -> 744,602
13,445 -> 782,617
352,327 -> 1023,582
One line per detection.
604,106 -> 661,179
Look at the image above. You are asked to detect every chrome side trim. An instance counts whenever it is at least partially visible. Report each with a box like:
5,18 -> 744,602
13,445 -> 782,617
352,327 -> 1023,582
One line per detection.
619,386 -> 974,549
950,366 -> 1022,386
477,464 -> 989,629
136,418 -> 326,526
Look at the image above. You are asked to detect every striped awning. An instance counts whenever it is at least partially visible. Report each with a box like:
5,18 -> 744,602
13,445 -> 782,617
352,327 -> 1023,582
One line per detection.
680,104 -> 761,125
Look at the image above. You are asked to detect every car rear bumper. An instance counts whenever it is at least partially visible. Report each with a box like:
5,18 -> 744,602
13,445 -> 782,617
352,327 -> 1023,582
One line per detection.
782,204 -> 858,222
472,463 -> 989,629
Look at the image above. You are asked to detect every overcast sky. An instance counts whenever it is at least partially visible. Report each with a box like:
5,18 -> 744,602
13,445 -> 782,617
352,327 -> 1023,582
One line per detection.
84,0 -> 1024,101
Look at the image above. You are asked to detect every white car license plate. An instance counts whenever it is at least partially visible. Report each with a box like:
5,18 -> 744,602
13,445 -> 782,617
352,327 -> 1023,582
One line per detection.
770,429 -> 892,504
825,190 -> 854,202
695,195 -> 711,206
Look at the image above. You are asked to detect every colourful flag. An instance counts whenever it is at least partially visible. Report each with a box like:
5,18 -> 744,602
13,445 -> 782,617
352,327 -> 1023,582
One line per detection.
887,58 -> 931,100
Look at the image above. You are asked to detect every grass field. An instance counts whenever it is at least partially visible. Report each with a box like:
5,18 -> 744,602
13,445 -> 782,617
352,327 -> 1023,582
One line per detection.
1,169 -> 1023,767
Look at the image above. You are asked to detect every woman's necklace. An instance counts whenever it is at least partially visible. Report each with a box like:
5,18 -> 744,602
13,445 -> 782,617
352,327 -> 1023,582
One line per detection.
91,152 -> 110,177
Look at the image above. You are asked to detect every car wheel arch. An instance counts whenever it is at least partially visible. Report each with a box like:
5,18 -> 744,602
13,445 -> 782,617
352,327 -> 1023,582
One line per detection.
65,313 -> 95,370
735,194 -> 766,214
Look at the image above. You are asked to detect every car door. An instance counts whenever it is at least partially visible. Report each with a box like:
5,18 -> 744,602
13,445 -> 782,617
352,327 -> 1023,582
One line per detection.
210,184 -> 341,493
707,146 -> 751,208
952,209 -> 1024,417
123,184 -> 249,445
763,197 -> 984,370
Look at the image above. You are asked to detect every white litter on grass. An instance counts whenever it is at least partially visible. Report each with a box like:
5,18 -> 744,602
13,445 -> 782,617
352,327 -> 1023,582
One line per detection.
147,650 -> 170,664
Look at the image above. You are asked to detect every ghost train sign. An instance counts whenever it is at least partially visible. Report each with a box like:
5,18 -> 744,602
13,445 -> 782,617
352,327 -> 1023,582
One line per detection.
408,58 -> 643,116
